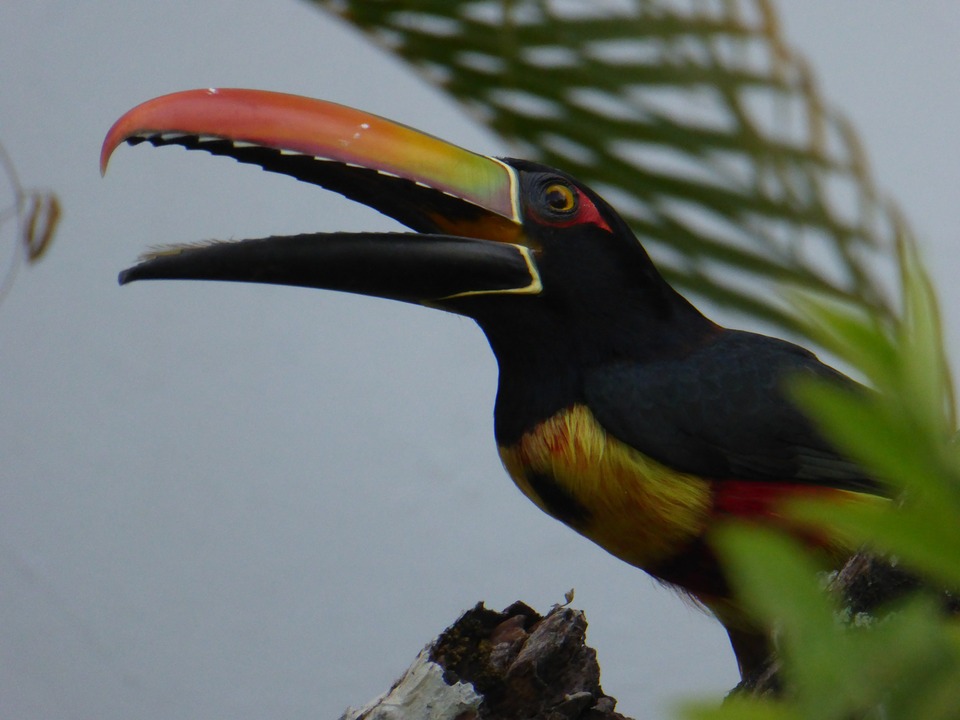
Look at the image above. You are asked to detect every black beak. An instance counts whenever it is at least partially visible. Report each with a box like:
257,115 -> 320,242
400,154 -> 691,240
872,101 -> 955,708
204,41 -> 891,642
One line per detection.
118,232 -> 541,304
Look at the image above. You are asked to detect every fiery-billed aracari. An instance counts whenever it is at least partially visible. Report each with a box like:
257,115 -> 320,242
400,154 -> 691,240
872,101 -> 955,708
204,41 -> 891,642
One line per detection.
101,88 -> 881,679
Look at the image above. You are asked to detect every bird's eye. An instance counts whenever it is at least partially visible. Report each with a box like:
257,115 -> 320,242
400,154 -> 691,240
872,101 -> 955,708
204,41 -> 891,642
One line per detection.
543,183 -> 577,215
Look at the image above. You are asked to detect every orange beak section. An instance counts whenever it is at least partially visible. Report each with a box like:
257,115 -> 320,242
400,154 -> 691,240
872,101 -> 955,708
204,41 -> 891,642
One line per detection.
101,88 -> 520,234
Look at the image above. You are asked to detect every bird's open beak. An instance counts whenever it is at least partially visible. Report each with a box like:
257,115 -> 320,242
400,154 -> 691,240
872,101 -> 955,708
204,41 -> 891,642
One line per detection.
101,88 -> 540,303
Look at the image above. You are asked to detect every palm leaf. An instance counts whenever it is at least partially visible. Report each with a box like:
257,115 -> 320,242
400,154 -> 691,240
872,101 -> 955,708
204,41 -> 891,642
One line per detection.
309,0 -> 901,337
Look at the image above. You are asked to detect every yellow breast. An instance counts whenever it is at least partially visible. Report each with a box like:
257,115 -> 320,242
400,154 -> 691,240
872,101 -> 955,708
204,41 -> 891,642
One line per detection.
498,404 -> 712,570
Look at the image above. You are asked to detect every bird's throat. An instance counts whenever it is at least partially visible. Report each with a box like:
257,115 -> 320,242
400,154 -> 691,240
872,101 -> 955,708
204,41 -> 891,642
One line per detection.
498,404 -> 713,570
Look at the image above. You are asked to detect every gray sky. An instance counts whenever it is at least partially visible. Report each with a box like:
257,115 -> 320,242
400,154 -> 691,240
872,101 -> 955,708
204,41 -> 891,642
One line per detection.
2,3 -> 959,719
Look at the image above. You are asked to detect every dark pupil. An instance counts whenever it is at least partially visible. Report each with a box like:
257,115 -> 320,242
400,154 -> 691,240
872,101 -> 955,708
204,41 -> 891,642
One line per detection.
546,187 -> 570,210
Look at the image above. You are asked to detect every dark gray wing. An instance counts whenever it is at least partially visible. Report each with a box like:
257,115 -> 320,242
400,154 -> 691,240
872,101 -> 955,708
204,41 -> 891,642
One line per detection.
584,330 -> 879,493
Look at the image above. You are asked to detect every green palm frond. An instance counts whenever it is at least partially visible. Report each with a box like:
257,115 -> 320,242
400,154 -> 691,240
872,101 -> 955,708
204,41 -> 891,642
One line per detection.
311,0 -> 900,336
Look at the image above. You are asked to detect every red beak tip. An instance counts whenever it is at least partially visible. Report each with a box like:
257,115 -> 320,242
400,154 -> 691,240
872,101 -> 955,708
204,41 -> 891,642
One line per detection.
100,130 -> 121,176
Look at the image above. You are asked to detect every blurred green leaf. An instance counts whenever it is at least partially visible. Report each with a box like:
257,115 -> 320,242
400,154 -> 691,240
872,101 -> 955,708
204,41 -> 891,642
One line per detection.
311,0 -> 901,339
806,498 -> 960,593
682,696 -> 799,720
785,291 -> 898,386
787,233 -> 960,590
785,415 -> 960,590
838,598 -> 960,720
793,380 -> 950,496
791,235 -> 954,424
713,526 -> 854,718
711,525 -> 960,720
759,230 -> 960,716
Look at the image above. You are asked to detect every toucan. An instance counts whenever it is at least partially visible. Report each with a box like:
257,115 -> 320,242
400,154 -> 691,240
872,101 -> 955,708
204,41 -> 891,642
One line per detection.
101,88 -> 880,679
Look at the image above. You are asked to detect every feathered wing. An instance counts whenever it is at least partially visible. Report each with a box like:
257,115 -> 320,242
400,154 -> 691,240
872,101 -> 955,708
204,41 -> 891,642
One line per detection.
584,330 -> 879,494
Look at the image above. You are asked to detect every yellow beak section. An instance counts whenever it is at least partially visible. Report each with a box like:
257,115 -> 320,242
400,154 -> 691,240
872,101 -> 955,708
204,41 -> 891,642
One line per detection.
101,88 -> 520,227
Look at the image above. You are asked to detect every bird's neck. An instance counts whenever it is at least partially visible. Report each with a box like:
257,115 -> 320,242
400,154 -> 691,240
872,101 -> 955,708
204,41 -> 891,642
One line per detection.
481,294 -> 718,445
491,337 -> 580,445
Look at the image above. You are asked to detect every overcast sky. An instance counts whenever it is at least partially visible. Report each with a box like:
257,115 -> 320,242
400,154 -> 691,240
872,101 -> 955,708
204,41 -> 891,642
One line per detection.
2,3 -> 960,719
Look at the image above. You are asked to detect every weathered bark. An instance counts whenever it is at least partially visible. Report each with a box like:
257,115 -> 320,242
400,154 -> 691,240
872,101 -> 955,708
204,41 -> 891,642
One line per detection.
340,601 -> 630,720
